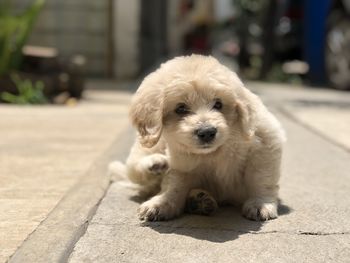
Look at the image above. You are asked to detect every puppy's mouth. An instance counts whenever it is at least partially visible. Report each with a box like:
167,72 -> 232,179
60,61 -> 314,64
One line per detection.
199,144 -> 213,149
194,141 -> 222,154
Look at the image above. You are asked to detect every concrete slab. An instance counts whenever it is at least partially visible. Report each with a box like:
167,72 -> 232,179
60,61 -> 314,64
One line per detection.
0,87 -> 131,263
69,224 -> 349,263
282,104 -> 350,151
249,82 -> 350,151
68,109 -> 350,262
9,127 -> 134,263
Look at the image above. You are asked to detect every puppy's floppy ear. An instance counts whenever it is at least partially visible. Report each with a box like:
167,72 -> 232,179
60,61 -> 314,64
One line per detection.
235,98 -> 256,140
226,71 -> 257,140
129,73 -> 164,148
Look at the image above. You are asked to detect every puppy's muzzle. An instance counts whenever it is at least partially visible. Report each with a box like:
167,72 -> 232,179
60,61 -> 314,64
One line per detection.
195,126 -> 217,143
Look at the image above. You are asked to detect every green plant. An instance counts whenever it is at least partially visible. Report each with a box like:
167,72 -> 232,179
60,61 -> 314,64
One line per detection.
1,74 -> 47,104
0,0 -> 46,76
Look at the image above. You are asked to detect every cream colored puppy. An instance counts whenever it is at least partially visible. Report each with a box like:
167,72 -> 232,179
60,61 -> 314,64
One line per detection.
126,55 -> 285,221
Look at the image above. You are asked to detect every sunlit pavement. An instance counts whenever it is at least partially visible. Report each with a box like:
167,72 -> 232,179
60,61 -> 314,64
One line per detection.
1,83 -> 131,263
6,81 -> 350,262
67,83 -> 350,263
250,81 -> 350,151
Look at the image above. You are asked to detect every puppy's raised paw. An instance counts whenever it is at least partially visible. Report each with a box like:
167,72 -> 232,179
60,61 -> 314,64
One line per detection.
185,189 -> 218,216
138,196 -> 179,221
242,198 -> 278,221
140,154 -> 168,176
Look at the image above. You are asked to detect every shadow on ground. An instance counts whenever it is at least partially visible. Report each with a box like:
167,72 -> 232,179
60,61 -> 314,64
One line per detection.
132,195 -> 291,243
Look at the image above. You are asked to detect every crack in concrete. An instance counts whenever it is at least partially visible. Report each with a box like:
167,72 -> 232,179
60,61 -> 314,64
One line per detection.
297,231 -> 350,236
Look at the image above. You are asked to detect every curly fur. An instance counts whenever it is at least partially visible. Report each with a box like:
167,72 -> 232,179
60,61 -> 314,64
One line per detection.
125,55 -> 285,221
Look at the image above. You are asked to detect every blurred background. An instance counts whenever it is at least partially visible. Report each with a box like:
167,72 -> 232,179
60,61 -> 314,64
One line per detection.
1,0 -> 350,104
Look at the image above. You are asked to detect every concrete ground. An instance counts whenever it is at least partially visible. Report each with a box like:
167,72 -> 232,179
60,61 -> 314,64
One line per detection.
68,82 -> 350,263
0,83 -> 132,263
3,80 -> 350,262
249,82 -> 350,151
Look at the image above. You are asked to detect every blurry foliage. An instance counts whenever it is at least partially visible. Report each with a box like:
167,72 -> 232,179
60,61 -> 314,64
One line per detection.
266,64 -> 303,85
0,0 -> 45,76
244,56 -> 303,84
1,74 -> 47,104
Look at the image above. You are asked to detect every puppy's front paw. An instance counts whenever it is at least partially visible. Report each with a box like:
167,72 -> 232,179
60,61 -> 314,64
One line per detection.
242,198 -> 278,221
141,154 -> 169,175
138,197 -> 179,221
185,189 -> 218,216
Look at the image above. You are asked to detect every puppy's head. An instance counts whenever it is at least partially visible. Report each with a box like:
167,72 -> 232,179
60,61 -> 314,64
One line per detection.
130,55 -> 257,153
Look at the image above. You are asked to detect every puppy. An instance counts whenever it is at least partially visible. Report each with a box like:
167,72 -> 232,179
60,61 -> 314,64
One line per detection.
126,55 -> 285,221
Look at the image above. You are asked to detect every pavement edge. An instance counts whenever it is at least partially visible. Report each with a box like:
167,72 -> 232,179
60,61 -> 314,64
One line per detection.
8,126 -> 134,263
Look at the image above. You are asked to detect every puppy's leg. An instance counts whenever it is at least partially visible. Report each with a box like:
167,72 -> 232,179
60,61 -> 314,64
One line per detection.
138,171 -> 191,221
126,143 -> 168,198
242,146 -> 282,221
140,154 -> 169,175
185,189 -> 218,216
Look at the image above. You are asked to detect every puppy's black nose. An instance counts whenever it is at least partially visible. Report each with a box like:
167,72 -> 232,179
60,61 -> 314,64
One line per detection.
195,126 -> 217,143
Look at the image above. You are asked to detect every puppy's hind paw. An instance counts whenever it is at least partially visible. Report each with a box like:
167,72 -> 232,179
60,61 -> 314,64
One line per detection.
242,198 -> 278,221
185,189 -> 218,216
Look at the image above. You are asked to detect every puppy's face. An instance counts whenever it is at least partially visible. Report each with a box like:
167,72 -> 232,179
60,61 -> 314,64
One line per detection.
129,56 -> 255,151
162,80 -> 238,154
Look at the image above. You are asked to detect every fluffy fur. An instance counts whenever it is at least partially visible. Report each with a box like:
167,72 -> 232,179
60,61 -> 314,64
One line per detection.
125,55 -> 285,221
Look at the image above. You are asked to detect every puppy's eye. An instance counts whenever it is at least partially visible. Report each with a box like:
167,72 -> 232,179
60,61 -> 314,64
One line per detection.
213,99 -> 223,110
175,103 -> 190,115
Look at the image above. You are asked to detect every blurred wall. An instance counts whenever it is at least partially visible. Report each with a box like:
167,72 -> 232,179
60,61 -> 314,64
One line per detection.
15,0 -> 141,78
167,0 -> 183,57
15,0 -> 110,77
114,0 -> 140,79
14,0 -> 215,79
